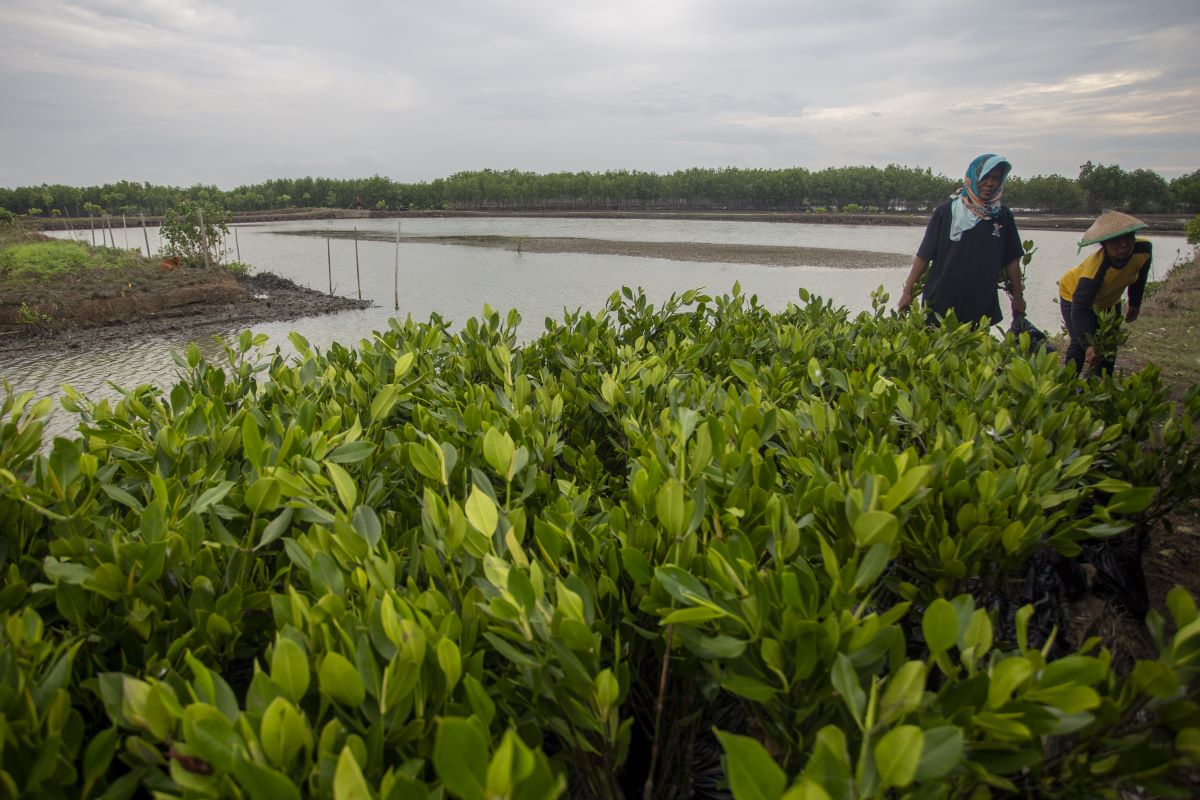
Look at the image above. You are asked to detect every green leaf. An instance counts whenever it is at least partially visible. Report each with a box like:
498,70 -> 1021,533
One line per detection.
352,505 -> 382,549
329,441 -> 376,464
260,697 -> 307,770
192,480 -> 235,514
333,746 -> 373,800
326,463 -> 358,510
987,657 -> 1033,708
271,637 -> 310,704
874,725 -> 923,789
831,653 -> 865,724
408,441 -> 445,484
656,478 -> 687,538
320,652 -> 366,707
245,477 -> 282,514
882,466 -> 932,511
465,486 -> 498,536
914,726 -> 963,781
715,731 -> 786,800
437,638 -> 463,692
242,413 -> 263,469
880,661 -> 926,722
434,718 -> 489,800
922,598 -> 958,656
661,605 -> 727,625
1106,486 -> 1155,515
256,507 -> 294,550
852,510 -> 898,548
851,542 -> 890,593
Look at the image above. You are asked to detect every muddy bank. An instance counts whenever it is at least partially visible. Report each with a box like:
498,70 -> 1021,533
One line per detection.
296,231 -> 914,270
0,272 -> 370,357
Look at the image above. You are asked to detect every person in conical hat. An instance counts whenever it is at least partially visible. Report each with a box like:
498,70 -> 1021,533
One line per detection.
1057,210 -> 1152,374
898,153 -> 1026,327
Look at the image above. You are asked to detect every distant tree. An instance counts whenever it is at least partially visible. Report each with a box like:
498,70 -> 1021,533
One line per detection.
1186,214 -> 1200,246
1169,170 -> 1200,213
279,194 -> 292,207
1124,168 -> 1170,212
1078,161 -> 1126,212
27,207 -> 43,217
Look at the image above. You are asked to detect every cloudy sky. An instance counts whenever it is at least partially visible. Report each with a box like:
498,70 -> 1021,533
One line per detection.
1,0 -> 1197,189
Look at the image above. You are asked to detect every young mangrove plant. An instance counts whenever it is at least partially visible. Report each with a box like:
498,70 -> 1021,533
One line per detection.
0,287 -> 1198,798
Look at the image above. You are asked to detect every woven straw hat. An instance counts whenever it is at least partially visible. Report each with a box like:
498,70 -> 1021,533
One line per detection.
1078,210 -> 1147,248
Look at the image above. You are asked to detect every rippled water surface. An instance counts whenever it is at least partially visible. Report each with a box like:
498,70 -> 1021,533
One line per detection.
8,217 -> 1191,440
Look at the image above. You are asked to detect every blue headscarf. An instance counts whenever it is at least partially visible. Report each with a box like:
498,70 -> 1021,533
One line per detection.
949,154 -> 1011,241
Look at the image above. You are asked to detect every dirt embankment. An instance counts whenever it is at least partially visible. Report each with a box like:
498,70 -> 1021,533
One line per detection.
0,270 -> 369,356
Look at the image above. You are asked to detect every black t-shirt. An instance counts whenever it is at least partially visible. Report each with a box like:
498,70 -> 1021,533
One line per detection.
916,201 -> 1022,326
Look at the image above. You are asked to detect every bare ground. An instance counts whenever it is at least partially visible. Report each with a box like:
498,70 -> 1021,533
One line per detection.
0,270 -> 369,357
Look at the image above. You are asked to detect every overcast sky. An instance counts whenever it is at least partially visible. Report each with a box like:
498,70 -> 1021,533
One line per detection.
1,0 -> 1197,189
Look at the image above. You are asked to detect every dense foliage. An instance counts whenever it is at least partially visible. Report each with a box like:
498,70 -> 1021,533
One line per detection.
2,288 -> 1200,798
3,162 -> 1198,218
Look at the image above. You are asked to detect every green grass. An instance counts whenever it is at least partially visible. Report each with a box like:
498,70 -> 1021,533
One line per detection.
0,239 -> 143,282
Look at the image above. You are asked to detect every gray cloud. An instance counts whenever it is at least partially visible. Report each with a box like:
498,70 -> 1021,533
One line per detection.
1,0 -> 1197,188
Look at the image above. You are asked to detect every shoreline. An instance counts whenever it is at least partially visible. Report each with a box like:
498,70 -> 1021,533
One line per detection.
0,271 -> 369,358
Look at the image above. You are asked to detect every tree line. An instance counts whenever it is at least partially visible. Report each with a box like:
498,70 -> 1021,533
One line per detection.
3,162 -> 1198,218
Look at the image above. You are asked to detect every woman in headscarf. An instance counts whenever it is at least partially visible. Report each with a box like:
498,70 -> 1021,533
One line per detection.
898,154 -> 1026,326
1057,210 -> 1152,375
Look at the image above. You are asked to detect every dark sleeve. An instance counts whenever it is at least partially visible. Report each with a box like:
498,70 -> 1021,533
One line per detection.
1071,275 -> 1103,343
916,205 -> 944,261
1127,242 -> 1152,307
1001,208 -> 1022,265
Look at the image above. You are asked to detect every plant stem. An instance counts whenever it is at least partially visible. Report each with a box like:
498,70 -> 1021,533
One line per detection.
643,624 -> 674,800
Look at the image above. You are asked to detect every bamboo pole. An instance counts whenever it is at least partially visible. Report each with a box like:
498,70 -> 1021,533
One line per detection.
234,227 -> 241,263
198,207 -> 212,269
394,220 -> 400,311
63,217 -> 76,242
89,216 -> 95,246
354,226 -> 361,300
141,215 -> 151,258
122,214 -> 130,248
326,228 -> 332,294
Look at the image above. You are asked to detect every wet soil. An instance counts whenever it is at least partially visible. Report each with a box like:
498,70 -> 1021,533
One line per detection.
0,270 -> 369,357
297,231 -> 914,270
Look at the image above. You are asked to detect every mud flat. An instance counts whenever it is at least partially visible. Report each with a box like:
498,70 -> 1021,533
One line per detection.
0,271 -> 369,357
297,231 -> 915,270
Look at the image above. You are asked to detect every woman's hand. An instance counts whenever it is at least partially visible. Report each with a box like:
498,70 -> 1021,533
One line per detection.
1010,295 -> 1026,318
898,285 -> 914,313
1085,345 -> 1097,364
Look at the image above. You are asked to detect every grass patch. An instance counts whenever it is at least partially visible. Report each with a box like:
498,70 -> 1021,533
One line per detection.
0,240 -> 143,283
1123,251 -> 1200,394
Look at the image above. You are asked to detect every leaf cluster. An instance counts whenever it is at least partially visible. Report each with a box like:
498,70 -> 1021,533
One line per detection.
0,288 -> 1199,798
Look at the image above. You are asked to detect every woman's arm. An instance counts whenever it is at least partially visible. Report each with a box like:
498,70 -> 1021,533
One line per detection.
898,256 -> 928,312
1003,259 -> 1026,317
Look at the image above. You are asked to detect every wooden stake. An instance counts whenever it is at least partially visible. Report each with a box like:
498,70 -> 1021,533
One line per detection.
198,207 -> 212,269
122,214 -> 130,249
326,229 -> 332,294
141,215 -> 151,258
89,215 -> 95,246
234,226 -> 241,263
354,226 -> 361,300
394,220 -> 400,311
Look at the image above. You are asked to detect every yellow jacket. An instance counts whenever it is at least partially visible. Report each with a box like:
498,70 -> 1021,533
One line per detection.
1058,239 -> 1152,309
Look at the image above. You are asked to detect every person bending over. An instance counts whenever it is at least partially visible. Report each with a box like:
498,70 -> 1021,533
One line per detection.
1057,210 -> 1152,375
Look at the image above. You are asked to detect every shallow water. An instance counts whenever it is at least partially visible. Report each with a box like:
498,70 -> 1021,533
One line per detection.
10,217 -> 1191,440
